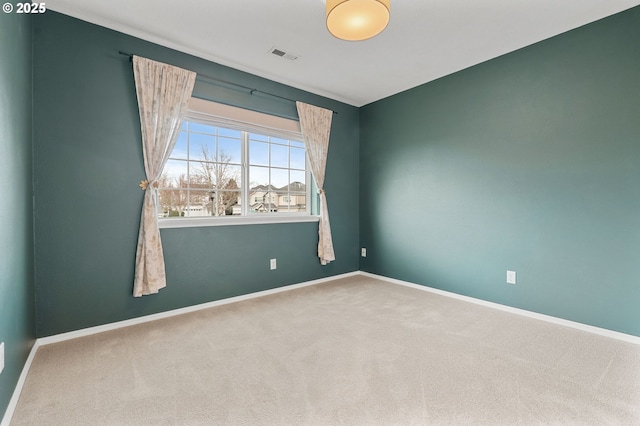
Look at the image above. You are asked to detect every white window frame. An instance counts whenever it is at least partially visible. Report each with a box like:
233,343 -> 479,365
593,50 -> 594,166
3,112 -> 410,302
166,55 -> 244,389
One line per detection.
158,98 -> 319,229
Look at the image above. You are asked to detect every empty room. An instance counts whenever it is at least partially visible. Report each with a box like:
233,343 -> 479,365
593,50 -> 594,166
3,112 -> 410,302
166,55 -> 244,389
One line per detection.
1,1 -> 639,424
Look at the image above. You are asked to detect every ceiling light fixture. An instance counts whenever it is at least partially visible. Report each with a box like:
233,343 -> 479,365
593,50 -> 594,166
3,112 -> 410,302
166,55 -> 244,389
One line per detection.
326,0 -> 390,41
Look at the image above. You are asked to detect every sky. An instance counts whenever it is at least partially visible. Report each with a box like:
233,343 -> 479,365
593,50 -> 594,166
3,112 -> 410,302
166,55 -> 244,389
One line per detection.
162,121 -> 307,190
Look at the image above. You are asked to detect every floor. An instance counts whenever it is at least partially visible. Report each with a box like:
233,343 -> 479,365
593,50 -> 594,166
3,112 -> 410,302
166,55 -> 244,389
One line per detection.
10,275 -> 640,425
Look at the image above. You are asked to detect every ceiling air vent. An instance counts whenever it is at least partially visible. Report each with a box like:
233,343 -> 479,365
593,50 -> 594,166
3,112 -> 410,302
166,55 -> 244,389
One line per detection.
268,46 -> 299,61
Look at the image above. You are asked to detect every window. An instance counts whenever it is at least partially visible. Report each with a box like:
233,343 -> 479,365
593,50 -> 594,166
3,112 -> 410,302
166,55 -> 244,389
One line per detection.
157,98 -> 317,227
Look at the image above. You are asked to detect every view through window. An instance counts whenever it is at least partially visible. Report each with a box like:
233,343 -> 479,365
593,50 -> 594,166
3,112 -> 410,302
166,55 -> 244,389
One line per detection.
158,114 -> 310,220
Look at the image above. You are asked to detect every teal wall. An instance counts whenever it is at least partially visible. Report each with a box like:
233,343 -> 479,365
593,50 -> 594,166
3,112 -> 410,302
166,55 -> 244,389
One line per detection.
360,7 -> 640,336
32,12 -> 359,337
2,5 -> 639,418
0,4 -> 36,420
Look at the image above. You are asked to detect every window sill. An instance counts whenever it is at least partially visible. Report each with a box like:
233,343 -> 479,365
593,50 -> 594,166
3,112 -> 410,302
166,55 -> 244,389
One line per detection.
158,215 -> 320,229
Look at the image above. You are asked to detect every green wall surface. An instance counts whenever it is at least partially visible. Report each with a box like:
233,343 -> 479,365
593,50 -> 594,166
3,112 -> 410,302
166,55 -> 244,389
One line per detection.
0,4 -> 35,420
360,7 -> 640,336
32,11 -> 359,337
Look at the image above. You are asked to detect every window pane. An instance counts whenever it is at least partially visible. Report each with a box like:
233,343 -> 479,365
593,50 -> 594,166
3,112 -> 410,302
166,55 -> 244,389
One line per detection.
249,166 -> 269,187
218,137 -> 241,164
189,162 -> 214,189
212,190 -> 241,216
277,192 -> 306,213
252,190 -> 277,213
278,192 -> 290,204
291,197 -> 306,212
157,189 -> 187,218
189,133 -> 216,161
270,144 -> 289,168
217,127 -> 241,138
220,165 -> 242,190
188,122 -> 216,134
172,131 -> 188,160
270,136 -> 289,146
191,162 -> 242,190
250,192 -> 264,204
290,140 -> 305,148
270,145 -> 289,168
249,141 -> 269,166
249,133 -> 268,142
290,147 -> 305,170
162,159 -> 188,186
288,182 -> 306,193
250,187 -> 275,213
187,190 -> 214,217
271,168 -> 288,188
290,170 -> 306,187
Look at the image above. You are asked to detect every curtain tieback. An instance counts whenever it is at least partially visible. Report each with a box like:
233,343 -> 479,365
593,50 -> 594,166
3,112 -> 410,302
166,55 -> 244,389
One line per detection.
139,180 -> 159,191
318,188 -> 326,195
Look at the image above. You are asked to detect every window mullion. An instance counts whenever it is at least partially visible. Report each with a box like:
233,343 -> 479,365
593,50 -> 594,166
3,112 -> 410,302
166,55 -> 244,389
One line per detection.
186,123 -> 191,217
242,131 -> 249,216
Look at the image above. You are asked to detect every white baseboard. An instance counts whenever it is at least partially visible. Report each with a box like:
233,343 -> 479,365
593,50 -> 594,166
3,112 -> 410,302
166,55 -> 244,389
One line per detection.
1,340 -> 40,426
359,271 -> 640,346
30,270 -> 640,348
38,271 -> 360,346
4,269 -> 638,425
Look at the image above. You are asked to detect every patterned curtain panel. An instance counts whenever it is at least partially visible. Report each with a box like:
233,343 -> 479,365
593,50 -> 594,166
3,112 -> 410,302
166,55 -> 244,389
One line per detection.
132,56 -> 196,297
296,101 -> 335,265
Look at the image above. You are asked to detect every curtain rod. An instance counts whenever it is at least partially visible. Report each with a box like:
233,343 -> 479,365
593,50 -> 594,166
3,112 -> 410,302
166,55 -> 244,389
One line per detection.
119,51 -> 337,115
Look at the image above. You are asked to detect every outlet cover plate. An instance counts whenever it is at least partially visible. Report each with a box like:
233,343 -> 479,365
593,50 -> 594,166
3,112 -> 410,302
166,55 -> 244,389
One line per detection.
506,270 -> 517,285
270,259 -> 277,270
0,342 -> 4,374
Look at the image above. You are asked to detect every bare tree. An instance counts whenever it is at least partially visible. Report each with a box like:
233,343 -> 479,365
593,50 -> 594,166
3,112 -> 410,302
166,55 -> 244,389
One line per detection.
156,146 -> 240,217
157,172 -> 189,217
192,146 -> 240,216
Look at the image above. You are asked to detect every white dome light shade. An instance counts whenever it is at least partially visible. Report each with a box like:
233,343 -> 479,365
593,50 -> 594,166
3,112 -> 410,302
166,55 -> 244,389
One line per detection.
326,0 -> 390,41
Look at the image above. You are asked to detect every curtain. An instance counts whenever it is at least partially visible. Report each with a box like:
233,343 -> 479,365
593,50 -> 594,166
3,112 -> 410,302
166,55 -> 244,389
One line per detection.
296,101 -> 335,265
132,56 -> 196,297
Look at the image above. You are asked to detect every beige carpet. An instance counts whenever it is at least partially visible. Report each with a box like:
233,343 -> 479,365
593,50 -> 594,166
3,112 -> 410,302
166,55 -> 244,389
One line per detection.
10,275 -> 640,425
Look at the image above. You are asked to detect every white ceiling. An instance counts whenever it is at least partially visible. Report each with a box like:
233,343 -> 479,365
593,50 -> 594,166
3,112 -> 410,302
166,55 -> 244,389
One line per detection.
46,0 -> 640,107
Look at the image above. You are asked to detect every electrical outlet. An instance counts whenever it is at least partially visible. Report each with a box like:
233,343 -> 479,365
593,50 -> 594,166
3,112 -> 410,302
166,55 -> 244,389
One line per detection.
270,259 -> 277,270
0,342 -> 4,374
506,270 -> 517,285
361,248 -> 367,257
